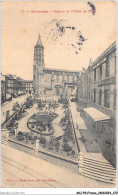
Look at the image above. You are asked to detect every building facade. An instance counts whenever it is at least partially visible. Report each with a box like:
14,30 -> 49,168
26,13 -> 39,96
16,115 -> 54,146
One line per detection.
77,42 -> 116,165
5,74 -> 24,98
92,42 -> 116,118
77,42 -> 116,119
33,34 -> 80,99
1,74 -> 32,102
24,80 -> 33,94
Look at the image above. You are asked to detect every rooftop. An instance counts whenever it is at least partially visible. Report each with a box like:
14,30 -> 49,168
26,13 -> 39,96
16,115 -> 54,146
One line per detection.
92,41 -> 116,68
24,80 -> 33,83
35,34 -> 44,49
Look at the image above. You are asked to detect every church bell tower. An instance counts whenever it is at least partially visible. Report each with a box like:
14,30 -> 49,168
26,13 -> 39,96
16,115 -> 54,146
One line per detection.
33,34 -> 45,96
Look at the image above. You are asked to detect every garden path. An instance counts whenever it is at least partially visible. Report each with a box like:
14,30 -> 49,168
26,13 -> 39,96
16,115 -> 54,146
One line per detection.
52,105 -> 64,138
17,103 -> 37,133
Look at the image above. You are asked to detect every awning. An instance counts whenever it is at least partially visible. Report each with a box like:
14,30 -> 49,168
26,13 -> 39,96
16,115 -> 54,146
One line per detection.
83,107 -> 110,122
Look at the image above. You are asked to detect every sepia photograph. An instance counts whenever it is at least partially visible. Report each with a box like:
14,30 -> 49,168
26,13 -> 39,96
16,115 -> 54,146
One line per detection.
1,0 -> 117,192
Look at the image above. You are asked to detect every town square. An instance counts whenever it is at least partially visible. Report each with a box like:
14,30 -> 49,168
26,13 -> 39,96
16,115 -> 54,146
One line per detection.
1,1 -> 117,191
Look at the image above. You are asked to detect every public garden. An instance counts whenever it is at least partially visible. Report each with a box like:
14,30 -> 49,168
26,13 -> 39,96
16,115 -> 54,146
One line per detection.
6,97 -> 78,160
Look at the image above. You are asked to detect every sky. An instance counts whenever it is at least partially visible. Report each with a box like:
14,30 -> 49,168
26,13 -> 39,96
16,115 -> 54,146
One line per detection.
1,1 -> 116,80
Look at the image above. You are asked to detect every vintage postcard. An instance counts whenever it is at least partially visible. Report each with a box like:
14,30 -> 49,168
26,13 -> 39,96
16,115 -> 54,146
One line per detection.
1,0 -> 117,193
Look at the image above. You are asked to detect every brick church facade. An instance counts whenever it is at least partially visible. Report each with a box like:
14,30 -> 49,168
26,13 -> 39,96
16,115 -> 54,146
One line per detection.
33,34 -> 80,99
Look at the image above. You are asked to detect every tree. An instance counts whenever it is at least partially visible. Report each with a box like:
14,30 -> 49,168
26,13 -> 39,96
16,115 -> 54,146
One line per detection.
26,96 -> 30,102
6,110 -> 10,120
25,132 -> 29,138
12,129 -> 15,135
18,131 -> 23,136
17,131 -> 24,141
31,124 -> 35,129
71,150 -> 75,157
62,143 -> 72,152
38,101 -> 42,108
29,135 -> 32,140
48,140 -> 53,147
31,137 -> 35,145
48,137 -> 54,151
14,121 -> 19,128
64,127 -> 72,140
63,135 -> 69,143
26,137 -> 29,143
48,123 -> 51,130
50,136 -> 55,142
54,141 -> 60,152
54,140 -> 60,148
9,120 -> 15,127
39,136 -> 46,145
12,102 -> 20,112
71,137 -> 75,144
42,144 -> 46,148
30,100 -> 33,106
48,145 -> 53,151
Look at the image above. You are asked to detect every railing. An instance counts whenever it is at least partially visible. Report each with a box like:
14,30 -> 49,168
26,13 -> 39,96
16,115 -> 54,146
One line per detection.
69,111 -> 80,154
8,138 -> 78,165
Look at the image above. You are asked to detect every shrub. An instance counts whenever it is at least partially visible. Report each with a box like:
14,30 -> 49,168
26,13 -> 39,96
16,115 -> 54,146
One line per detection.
31,139 -> 35,144
54,141 -> 60,148
9,121 -> 14,127
6,110 -> 10,120
71,137 -> 75,144
63,136 -> 69,143
54,141 -> 60,152
29,135 -> 32,140
62,143 -> 72,152
55,146 -> 59,152
48,140 -> 53,147
48,145 -> 53,151
31,124 -> 35,129
18,135 -> 24,141
42,143 -> 46,148
25,132 -> 29,137
18,131 -> 23,136
71,150 -> 75,157
12,102 -> 20,112
26,96 -> 31,102
39,136 -> 46,145
38,102 -> 42,108
26,137 -> 28,143
11,129 -> 15,135
34,136 -> 37,140
64,130 -> 72,140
